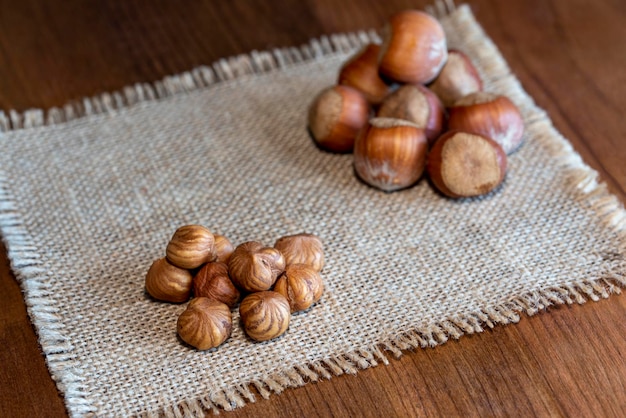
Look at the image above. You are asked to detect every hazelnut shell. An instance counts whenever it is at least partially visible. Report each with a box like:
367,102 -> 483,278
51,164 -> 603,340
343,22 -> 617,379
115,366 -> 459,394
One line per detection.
429,49 -> 483,107
338,43 -> 391,105
448,92 -> 525,155
378,10 -> 448,84
377,84 -> 445,144
308,85 -> 370,153
353,117 -> 428,192
427,130 -> 507,198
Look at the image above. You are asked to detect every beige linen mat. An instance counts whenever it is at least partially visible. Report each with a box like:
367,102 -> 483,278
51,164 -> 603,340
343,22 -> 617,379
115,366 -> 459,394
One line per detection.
1,3 -> 625,417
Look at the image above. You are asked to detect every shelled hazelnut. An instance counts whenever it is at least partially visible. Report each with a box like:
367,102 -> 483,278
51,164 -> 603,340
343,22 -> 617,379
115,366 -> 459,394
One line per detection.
166,225 -> 215,269
274,264 -> 324,313
274,233 -> 324,272
378,10 -> 447,84
429,49 -> 483,107
308,85 -> 370,153
145,257 -> 193,303
377,84 -> 445,144
228,241 -> 286,292
193,262 -> 240,308
338,43 -> 391,105
353,118 -> 428,192
427,130 -> 507,198
213,234 -> 234,264
239,291 -> 291,341
177,297 -> 232,350
448,92 -> 525,155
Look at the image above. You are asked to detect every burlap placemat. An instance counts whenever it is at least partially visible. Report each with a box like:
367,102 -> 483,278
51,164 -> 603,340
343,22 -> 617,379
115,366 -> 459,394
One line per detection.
1,3 -> 625,417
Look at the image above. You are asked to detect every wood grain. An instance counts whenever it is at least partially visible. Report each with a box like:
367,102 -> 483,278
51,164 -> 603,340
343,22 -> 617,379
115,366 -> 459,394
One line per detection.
1,0 -> 625,416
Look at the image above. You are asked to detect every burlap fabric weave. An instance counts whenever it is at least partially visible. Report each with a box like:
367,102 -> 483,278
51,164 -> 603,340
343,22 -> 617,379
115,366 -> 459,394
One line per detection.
1,4 -> 625,417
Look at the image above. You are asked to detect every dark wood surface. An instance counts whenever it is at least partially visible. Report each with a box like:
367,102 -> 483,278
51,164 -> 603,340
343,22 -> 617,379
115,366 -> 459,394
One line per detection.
1,0 -> 625,416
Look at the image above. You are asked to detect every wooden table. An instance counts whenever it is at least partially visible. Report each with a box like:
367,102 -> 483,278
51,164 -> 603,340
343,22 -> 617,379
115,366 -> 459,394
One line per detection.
1,1 -> 625,416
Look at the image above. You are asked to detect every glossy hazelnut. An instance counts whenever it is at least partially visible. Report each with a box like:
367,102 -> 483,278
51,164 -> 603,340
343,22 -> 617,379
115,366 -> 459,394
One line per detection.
378,10 -> 447,84
145,257 -> 193,303
274,264 -> 324,313
193,262 -> 240,308
165,225 -> 215,269
448,92 -> 525,154
353,117 -> 428,192
177,297 -> 232,350
239,291 -> 291,341
429,49 -> 483,107
377,84 -> 444,144
228,242 -> 286,292
274,233 -> 324,272
213,234 -> 234,264
338,43 -> 391,105
427,130 -> 507,198
308,85 -> 370,153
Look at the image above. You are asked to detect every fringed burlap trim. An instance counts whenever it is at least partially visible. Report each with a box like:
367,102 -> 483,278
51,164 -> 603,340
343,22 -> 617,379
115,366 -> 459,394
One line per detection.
2,1 -> 626,416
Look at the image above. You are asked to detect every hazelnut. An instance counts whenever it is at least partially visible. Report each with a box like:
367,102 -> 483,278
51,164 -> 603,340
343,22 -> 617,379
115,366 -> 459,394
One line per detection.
228,242 -> 286,292
428,49 -> 483,107
377,84 -> 445,144
338,43 -> 391,105
177,297 -> 232,350
274,233 -> 324,272
239,291 -> 291,341
145,257 -> 193,303
427,130 -> 507,198
193,262 -> 240,308
353,117 -> 428,192
213,234 -> 234,264
308,85 -> 370,153
378,10 -> 447,84
166,225 -> 215,269
274,264 -> 324,313
448,92 -> 525,154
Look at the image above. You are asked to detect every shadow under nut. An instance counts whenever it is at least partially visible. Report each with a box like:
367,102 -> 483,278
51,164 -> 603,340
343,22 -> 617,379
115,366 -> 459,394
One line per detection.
239,291 -> 291,341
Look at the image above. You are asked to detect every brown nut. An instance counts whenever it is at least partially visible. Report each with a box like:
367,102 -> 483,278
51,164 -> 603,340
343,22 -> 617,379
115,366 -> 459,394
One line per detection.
428,49 -> 483,108
239,291 -> 291,341
427,130 -> 507,198
377,84 -> 445,144
338,43 -> 391,105
448,92 -> 525,155
193,262 -> 240,308
177,297 -> 232,350
353,118 -> 428,192
308,85 -> 370,153
166,225 -> 215,269
213,234 -> 234,264
274,264 -> 324,312
274,233 -> 324,272
228,242 -> 286,292
145,257 -> 193,303
379,10 -> 447,84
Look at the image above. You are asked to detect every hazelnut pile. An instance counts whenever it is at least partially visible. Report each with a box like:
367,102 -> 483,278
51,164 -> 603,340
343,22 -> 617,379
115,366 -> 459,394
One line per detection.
145,225 -> 325,350
308,9 -> 525,197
